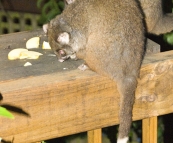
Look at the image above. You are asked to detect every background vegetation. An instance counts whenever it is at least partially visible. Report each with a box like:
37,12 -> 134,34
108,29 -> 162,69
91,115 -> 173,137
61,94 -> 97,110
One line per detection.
37,0 -> 64,25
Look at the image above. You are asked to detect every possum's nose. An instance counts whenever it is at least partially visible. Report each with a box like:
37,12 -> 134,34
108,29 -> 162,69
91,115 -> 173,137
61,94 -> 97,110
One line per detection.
58,49 -> 66,56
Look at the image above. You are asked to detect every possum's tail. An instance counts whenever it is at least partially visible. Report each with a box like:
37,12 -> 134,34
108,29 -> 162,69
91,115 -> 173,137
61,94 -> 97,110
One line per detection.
150,13 -> 173,35
116,76 -> 137,143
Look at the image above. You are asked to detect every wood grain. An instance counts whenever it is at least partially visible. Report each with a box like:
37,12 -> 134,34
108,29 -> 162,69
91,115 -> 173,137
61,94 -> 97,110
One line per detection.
88,129 -> 102,143
142,117 -> 157,143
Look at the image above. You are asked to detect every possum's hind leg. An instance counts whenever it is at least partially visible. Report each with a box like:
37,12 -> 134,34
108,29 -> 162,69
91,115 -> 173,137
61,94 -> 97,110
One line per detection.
116,76 -> 137,143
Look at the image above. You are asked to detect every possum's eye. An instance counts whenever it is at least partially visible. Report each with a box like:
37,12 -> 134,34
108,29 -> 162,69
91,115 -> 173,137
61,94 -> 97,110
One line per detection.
57,32 -> 70,45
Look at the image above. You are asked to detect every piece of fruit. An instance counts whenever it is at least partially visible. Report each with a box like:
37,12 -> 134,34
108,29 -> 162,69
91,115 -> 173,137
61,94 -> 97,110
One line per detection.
24,62 -> 32,67
42,41 -> 51,49
20,51 -> 43,59
8,48 -> 28,60
8,48 -> 43,60
26,37 -> 40,49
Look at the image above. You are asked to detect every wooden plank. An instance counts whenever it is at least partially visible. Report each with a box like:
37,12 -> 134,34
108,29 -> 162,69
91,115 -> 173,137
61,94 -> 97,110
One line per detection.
0,29 -> 84,81
0,50 -> 173,143
88,129 -> 102,143
142,38 -> 159,143
0,29 -> 45,46
145,39 -> 160,55
0,34 -> 158,82
142,117 -> 157,143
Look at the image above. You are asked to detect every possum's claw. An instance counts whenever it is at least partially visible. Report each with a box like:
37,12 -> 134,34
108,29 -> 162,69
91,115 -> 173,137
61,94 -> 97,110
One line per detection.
58,59 -> 65,62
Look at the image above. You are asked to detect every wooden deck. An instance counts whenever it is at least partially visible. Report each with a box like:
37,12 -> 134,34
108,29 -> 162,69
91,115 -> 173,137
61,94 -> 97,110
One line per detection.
0,30 -> 173,143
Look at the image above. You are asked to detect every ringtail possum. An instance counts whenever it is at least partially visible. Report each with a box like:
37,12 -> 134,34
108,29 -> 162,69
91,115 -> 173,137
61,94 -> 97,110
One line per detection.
43,0 -> 145,143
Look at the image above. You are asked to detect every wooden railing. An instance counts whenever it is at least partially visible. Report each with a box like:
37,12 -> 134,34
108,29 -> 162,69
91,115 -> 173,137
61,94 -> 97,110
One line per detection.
87,117 -> 158,143
0,30 -> 173,143
87,116 -> 158,143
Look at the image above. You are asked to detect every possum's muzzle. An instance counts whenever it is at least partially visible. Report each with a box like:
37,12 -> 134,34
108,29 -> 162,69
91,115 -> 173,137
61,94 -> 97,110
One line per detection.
55,49 -> 77,62
56,49 -> 69,62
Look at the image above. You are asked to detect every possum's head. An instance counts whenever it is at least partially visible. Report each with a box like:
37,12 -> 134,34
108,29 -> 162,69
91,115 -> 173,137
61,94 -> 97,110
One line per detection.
43,18 -> 76,62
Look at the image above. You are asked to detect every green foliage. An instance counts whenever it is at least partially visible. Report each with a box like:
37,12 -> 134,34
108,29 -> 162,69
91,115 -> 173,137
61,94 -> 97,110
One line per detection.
37,0 -> 65,25
158,117 -> 164,143
164,32 -> 173,45
0,106 -> 14,119
163,0 -> 173,46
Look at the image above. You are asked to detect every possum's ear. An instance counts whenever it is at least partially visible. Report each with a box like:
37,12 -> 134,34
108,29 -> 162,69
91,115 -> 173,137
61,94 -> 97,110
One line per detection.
65,0 -> 75,5
43,24 -> 49,34
57,32 -> 70,45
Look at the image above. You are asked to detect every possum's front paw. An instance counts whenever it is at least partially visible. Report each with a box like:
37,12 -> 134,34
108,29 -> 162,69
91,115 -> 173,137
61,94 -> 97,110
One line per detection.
70,54 -> 78,60
58,59 -> 65,62
78,64 -> 89,71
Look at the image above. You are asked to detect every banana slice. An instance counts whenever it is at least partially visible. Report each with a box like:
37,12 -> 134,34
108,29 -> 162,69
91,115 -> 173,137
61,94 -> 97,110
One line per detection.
8,48 -> 28,60
26,37 -> 40,49
20,51 -> 43,59
42,41 -> 51,49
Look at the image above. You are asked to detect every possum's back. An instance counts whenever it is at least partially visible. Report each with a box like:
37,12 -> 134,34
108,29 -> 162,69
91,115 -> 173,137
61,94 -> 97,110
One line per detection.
87,0 -> 144,44
82,0 -> 145,77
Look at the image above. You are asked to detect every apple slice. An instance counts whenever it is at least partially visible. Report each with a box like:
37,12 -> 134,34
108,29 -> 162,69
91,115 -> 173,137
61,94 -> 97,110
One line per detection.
26,37 -> 40,49
42,41 -> 51,49
20,51 -> 43,59
8,48 -> 28,60
8,48 -> 43,60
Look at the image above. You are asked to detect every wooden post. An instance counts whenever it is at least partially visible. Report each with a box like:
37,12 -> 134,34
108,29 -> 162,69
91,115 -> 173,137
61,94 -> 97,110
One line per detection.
88,129 -> 102,143
142,117 -> 157,143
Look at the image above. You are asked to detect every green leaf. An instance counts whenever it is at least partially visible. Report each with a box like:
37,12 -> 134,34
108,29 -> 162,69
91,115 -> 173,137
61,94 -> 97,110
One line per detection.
42,2 -> 52,16
164,32 -> 173,45
37,0 -> 64,24
46,8 -> 60,21
37,0 -> 44,8
0,107 -> 14,119
58,1 -> 65,10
